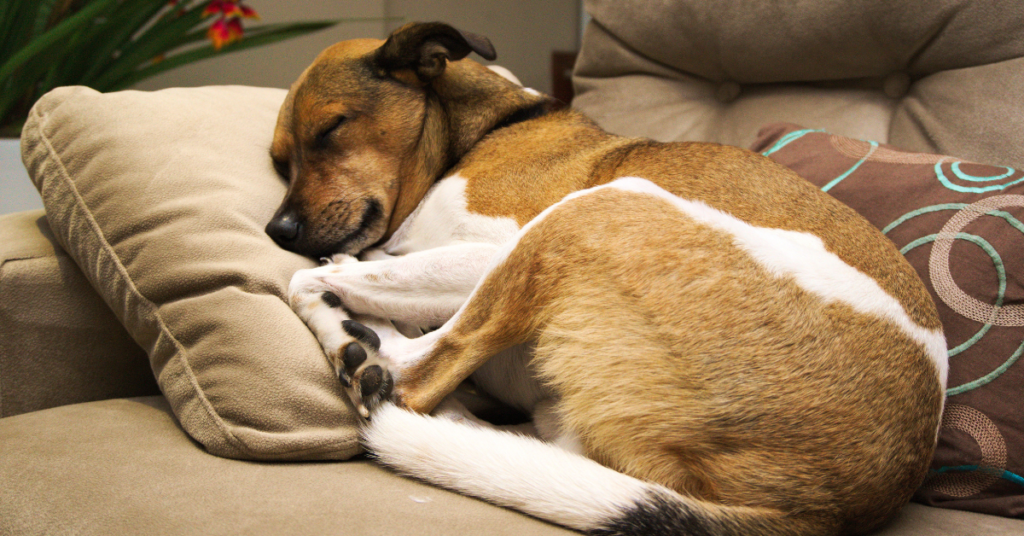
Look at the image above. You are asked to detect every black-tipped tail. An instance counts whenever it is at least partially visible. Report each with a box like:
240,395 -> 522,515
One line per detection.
590,490 -> 719,536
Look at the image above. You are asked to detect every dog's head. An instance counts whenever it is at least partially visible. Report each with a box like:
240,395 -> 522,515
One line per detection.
266,22 -> 544,258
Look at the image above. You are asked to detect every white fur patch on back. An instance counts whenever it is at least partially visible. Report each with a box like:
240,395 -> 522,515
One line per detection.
600,177 -> 949,386
486,65 -> 522,87
383,174 -> 521,255
421,176 -> 947,387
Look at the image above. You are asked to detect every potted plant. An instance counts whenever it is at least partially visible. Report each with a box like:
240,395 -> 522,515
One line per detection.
0,0 -> 355,136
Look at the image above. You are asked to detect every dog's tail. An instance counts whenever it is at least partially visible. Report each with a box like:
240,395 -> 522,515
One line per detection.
363,404 -> 825,536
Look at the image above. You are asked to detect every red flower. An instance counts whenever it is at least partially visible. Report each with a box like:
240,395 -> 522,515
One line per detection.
203,0 -> 259,19
201,1 -> 222,17
201,0 -> 259,50
208,17 -> 243,49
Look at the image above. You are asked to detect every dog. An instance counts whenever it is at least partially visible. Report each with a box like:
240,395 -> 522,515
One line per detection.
265,22 -> 947,536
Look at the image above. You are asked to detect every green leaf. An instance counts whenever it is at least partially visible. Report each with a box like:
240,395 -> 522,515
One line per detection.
0,1 -> 395,131
0,1 -> 52,66
88,0 -> 214,90
0,0 -> 119,123
0,0 -> 118,85
39,0 -> 128,94
75,0 -> 174,86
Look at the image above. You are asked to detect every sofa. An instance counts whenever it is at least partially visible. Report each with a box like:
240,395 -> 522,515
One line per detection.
2,0 -> 1022,534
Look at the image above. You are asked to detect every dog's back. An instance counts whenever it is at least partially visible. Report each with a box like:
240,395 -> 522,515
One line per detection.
456,108 -> 942,339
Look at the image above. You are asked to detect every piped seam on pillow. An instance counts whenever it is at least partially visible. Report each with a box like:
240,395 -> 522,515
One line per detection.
26,102 -> 258,458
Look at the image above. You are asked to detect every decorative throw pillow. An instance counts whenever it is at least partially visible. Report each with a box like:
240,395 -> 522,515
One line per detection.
751,123 -> 1024,518
21,86 -> 362,461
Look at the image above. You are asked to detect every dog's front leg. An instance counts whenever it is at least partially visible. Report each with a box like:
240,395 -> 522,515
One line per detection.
333,224 -> 565,416
287,254 -> 367,386
288,243 -> 501,409
289,242 -> 500,328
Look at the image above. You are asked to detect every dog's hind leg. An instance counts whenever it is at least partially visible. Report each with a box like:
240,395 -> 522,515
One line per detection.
338,225 -> 560,416
338,185 -> 634,415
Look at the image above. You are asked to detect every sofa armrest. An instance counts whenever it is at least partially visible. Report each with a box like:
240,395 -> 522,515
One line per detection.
0,210 -> 159,417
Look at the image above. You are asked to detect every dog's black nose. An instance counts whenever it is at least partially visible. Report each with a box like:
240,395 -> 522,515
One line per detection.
266,210 -> 303,249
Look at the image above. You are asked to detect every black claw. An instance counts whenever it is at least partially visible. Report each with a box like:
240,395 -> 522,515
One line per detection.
321,291 -> 342,308
342,342 -> 367,370
360,365 -> 384,397
338,369 -> 352,388
342,320 -> 381,351
379,370 -> 393,399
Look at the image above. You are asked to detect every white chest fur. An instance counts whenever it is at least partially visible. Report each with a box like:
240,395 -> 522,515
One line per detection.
375,174 -> 546,410
381,174 -> 521,255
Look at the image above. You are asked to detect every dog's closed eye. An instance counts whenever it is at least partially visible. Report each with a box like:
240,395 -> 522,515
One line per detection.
272,157 -> 290,180
316,115 -> 348,147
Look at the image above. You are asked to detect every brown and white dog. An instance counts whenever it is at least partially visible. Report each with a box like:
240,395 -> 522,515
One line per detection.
266,22 -> 947,536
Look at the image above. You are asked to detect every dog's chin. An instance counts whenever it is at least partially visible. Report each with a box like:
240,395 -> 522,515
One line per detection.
310,199 -> 386,258
334,229 -> 383,256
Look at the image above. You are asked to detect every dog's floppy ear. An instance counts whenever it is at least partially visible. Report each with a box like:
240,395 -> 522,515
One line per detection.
375,22 -> 497,84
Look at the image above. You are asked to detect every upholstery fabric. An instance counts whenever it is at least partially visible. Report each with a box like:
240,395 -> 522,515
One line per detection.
573,0 -> 1024,167
0,397 -> 576,536
751,124 -> 1024,517
2,396 -> 1022,535
19,86 -> 361,460
0,210 -> 158,417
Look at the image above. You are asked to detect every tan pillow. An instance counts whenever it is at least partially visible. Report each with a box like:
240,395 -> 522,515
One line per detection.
20,86 -> 361,460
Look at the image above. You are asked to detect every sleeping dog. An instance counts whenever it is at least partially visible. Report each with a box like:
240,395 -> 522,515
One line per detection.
265,22 -> 946,536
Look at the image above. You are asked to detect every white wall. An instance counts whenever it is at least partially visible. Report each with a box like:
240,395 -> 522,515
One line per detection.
0,140 -> 41,215
134,0 -> 579,94
134,0 -> 390,92
383,0 -> 579,94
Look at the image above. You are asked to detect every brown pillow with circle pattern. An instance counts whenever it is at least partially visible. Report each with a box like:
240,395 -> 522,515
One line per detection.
751,123 -> 1024,518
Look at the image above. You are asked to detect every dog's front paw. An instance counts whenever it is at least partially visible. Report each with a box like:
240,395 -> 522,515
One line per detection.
339,320 -> 395,419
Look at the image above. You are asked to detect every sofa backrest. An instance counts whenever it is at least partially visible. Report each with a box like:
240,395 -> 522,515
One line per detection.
572,0 -> 1024,167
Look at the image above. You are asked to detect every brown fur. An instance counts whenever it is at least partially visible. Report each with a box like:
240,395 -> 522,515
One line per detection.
391,189 -> 941,534
270,34 -> 547,257
455,112 -> 940,331
270,22 -> 945,536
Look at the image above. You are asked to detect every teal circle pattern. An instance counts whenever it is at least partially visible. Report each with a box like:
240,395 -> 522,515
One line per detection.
936,161 -> 1024,194
899,232 -> 1003,358
883,204 -> 1024,396
952,162 -> 1015,183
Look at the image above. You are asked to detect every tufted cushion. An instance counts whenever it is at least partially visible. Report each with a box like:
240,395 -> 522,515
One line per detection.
573,0 -> 1024,167
752,123 -> 1024,518
20,86 -> 362,460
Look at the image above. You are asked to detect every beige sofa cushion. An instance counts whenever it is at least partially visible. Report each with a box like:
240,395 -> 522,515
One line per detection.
0,397 -> 577,536
2,396 -> 1022,535
573,0 -> 1024,167
0,210 -> 158,417
20,86 -> 361,460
